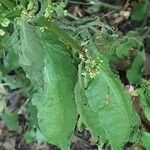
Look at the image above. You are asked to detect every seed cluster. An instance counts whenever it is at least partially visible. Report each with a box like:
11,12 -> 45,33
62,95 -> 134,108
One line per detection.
79,49 -> 103,78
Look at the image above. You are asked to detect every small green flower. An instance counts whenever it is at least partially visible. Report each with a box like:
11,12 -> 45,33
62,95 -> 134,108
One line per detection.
27,1 -> 34,10
16,18 -> 22,26
0,29 -> 5,36
44,8 -> 50,18
1,18 -> 10,27
40,26 -> 47,32
64,10 -> 68,16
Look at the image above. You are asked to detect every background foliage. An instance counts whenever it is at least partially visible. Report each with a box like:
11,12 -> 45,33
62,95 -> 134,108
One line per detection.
0,0 -> 150,150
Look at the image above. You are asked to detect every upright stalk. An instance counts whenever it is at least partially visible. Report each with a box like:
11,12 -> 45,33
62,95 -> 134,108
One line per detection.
38,19 -> 82,53
0,0 -> 15,10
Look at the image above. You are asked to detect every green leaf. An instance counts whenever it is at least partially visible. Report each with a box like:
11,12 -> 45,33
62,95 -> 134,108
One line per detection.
77,117 -> 85,132
116,37 -> 138,59
35,128 -> 47,143
0,33 -> 10,57
127,51 -> 145,84
32,42 -> 77,150
1,110 -> 19,131
138,85 -> 150,121
4,48 -> 19,73
75,55 -> 139,150
27,101 -> 38,127
141,131 -> 150,149
3,72 -> 31,90
75,63 -> 107,146
131,2 -> 148,21
23,128 -> 47,144
23,129 -> 35,144
14,18 -> 45,87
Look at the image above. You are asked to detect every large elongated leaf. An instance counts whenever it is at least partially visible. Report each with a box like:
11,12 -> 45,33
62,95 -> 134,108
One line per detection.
75,63 -> 106,146
14,18 -> 45,87
75,55 -> 139,150
32,42 -> 77,150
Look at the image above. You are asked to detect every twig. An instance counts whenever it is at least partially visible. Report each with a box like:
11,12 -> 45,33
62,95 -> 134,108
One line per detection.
0,0 -> 15,10
38,18 -> 82,53
68,1 -> 121,10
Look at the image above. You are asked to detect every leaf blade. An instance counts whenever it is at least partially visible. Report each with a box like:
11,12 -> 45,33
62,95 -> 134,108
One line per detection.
32,42 -> 77,150
76,55 -> 140,149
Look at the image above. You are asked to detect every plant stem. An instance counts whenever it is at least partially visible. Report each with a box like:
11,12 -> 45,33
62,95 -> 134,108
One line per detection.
97,1 -> 121,10
38,19 -> 82,53
68,1 -> 121,10
20,0 -> 28,7
0,0 -> 15,10
6,10 -> 22,19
